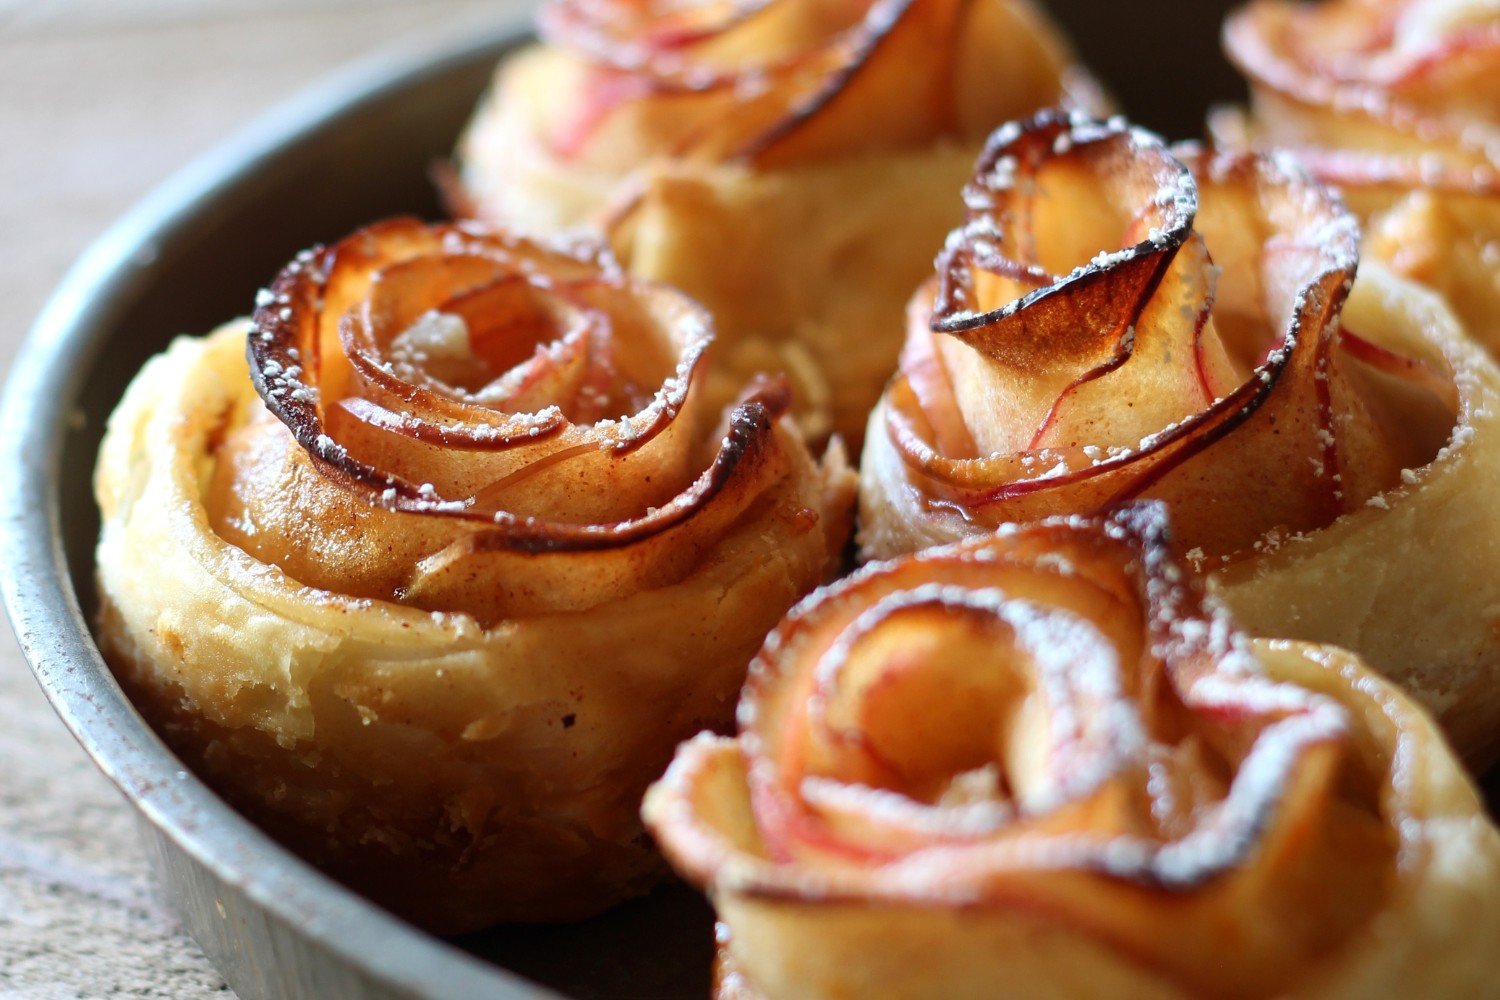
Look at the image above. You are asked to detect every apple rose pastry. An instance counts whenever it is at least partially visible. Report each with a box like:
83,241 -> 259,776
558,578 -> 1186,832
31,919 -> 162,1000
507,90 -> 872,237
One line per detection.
1220,0 -> 1500,349
644,505 -> 1500,1000
455,0 -> 1107,445
93,218 -> 854,933
860,111 -> 1500,765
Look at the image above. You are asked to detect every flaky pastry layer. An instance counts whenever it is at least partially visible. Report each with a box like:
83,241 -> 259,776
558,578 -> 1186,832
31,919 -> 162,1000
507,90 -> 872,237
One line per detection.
95,318 -> 852,932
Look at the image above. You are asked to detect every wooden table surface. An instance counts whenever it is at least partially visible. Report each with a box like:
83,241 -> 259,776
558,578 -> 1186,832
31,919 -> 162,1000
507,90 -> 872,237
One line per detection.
0,3 -> 526,995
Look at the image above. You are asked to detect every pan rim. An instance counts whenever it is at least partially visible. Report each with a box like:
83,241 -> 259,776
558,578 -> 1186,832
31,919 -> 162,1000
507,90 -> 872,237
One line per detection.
0,18 -> 557,1000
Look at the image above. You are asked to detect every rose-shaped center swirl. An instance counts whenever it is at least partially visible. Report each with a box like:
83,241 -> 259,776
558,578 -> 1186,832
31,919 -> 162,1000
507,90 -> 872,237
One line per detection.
543,0 -> 861,82
1247,0 -> 1500,109
208,219 -> 800,622
723,507 -> 1396,996
535,0 -> 1095,167
249,220 -> 714,522
1223,0 -> 1500,181
878,112 -> 1458,563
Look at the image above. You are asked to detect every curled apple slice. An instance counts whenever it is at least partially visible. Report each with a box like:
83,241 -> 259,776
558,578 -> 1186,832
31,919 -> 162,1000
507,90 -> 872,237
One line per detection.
646,505 -> 1500,1000
862,111 -> 1454,566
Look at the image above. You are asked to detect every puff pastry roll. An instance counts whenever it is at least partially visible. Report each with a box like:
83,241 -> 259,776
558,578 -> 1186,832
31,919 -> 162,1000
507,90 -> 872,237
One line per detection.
645,505 -> 1500,1000
456,0 -> 1106,445
94,219 -> 854,933
859,112 -> 1500,764
1221,0 -> 1500,349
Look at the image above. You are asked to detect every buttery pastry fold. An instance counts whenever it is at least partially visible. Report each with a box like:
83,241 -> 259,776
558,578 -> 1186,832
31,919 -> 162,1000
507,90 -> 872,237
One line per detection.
456,0 -> 1107,445
93,219 -> 854,933
645,506 -> 1500,1000
1220,0 -> 1500,350
858,111 -> 1500,764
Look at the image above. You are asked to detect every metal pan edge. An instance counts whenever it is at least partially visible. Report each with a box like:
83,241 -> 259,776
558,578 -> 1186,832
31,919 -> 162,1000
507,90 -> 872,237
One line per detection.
0,19 -> 558,1000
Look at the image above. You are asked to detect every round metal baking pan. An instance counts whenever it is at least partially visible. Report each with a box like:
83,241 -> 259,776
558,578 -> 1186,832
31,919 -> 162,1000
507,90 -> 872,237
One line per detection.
0,21 -> 564,1000
7,3 -> 1485,999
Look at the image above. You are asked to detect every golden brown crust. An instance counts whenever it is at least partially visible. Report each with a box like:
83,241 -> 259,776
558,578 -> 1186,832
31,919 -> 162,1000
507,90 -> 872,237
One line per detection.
93,219 -> 855,932
456,0 -> 1108,446
645,506 -> 1500,999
